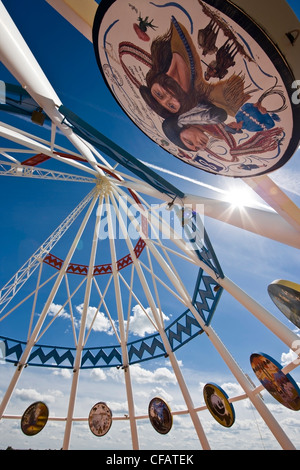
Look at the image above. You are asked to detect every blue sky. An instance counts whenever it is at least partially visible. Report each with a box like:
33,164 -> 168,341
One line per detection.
0,0 -> 299,451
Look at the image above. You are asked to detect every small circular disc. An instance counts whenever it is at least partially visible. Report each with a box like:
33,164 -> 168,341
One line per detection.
268,280 -> 300,328
21,401 -> 49,436
88,402 -> 113,436
148,397 -> 173,434
250,352 -> 300,411
203,383 -> 235,427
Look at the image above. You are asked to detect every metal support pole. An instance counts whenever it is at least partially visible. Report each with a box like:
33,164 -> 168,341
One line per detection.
110,188 -> 211,450
62,191 -> 102,450
0,2 -> 104,177
197,324 -> 296,450
137,190 -> 300,351
244,174 -> 300,233
113,183 -> 297,450
183,193 -> 300,250
106,190 -> 139,450
145,214 -> 297,449
0,123 -> 97,177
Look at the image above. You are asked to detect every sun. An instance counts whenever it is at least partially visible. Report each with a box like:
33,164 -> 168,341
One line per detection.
223,184 -> 264,209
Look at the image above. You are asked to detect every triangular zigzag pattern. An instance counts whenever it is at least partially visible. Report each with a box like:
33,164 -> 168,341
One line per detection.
2,338 -> 23,362
128,337 -> 165,363
195,273 -> 223,324
81,347 -> 122,367
29,347 -> 74,367
167,314 -> 201,349
0,269 -> 223,368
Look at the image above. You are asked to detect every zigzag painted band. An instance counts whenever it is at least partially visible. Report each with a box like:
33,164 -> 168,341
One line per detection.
0,273 -> 222,369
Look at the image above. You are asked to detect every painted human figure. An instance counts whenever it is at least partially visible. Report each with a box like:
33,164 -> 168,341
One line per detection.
119,16 -> 251,119
140,17 -> 250,117
162,109 -> 283,163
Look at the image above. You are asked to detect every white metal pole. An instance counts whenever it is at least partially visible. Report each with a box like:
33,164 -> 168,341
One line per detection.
0,2 -> 104,177
125,188 -> 300,352
183,193 -> 300,250
106,191 -> 139,450
0,188 -> 99,419
244,174 -> 300,232
189,310 -> 296,450
63,191 -> 102,450
108,172 -> 300,250
27,259 -> 43,342
146,213 -> 298,449
113,184 -> 298,449
0,123 -> 97,177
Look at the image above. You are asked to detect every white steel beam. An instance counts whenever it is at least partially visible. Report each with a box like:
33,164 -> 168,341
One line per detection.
0,160 -> 95,183
183,192 -> 300,250
113,184 -> 297,450
244,174 -> 300,232
0,189 -> 99,420
105,190 -> 139,450
110,176 -> 300,249
0,2 -> 104,177
0,120 -> 84,158
63,192 -> 102,450
0,122 -> 97,176
45,0 -> 98,42
110,188 -> 211,450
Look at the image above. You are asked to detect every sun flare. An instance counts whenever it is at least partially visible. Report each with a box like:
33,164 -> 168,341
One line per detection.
224,186 -> 260,208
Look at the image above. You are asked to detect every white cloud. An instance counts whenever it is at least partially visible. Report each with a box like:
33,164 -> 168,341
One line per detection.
107,367 -> 125,383
105,401 -> 129,414
46,303 -> 116,335
90,368 -> 107,381
126,305 -> 169,337
105,363 -> 177,386
53,369 -> 72,379
149,387 -> 173,403
220,381 -> 244,397
47,302 -> 73,321
130,364 -> 177,385
281,416 -> 300,431
14,388 -> 62,403
281,349 -> 299,367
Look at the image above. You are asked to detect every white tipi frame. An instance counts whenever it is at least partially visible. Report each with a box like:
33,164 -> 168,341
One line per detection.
0,1 -> 299,451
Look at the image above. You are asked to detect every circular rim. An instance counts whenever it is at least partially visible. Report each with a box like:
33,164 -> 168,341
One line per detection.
267,279 -> 300,328
88,401 -> 113,437
92,0 -> 300,178
20,401 -> 49,436
250,352 -> 300,410
148,396 -> 173,434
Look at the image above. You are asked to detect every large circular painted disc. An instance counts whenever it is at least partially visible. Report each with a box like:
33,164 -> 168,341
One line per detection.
268,279 -> 300,328
21,401 -> 49,436
88,401 -> 113,436
93,0 -> 299,178
250,352 -> 300,411
148,397 -> 173,434
203,383 -> 235,427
